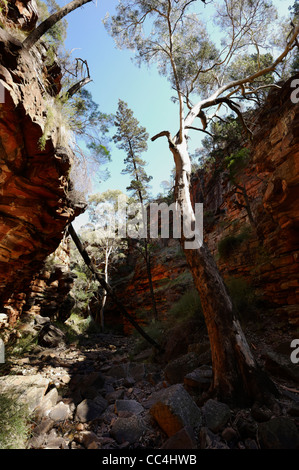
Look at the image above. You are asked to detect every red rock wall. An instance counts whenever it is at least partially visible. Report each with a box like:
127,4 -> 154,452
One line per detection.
0,27 -> 85,322
191,75 -> 299,325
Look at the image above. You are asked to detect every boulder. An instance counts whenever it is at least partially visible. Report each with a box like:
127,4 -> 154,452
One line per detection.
184,366 -> 213,392
0,374 -> 49,412
161,427 -> 197,449
149,384 -> 202,437
202,399 -> 231,433
75,396 -> 108,423
258,417 -> 299,449
164,353 -> 204,385
115,399 -> 144,416
48,402 -> 72,422
263,351 -> 299,383
38,323 -> 65,348
110,415 -> 145,444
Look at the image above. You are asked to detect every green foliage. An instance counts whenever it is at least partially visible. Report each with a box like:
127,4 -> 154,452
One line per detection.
59,313 -> 102,342
106,0 -> 282,107
225,147 -> 251,181
198,115 -> 245,170
70,265 -> 99,315
227,52 -> 275,103
167,288 -> 203,325
132,288 -> 204,356
225,276 -> 258,322
36,0 -> 67,49
0,392 -> 31,449
132,318 -> 165,356
218,226 -> 252,259
113,99 -> 152,202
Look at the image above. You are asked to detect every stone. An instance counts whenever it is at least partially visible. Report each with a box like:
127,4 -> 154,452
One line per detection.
251,403 -> 272,422
184,366 -> 213,392
263,351 -> 299,383
75,431 -> 101,449
199,427 -> 229,449
44,429 -> 68,449
0,374 -> 49,412
107,362 -> 146,383
236,415 -> 258,439
110,415 -> 145,444
128,363 -> 146,382
0,313 -> 8,323
258,417 -> 299,449
106,389 -> 125,404
244,438 -> 259,449
38,323 -> 65,348
115,399 -> 144,416
161,427 -> 197,449
287,403 -> 299,417
164,353 -> 204,385
202,399 -> 231,433
149,384 -> 202,437
108,363 -> 129,379
33,315 -> 51,330
221,427 -> 239,442
75,396 -> 108,423
48,402 -> 72,422
32,418 -> 55,436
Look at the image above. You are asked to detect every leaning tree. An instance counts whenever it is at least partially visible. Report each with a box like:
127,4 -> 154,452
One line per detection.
105,0 -> 299,404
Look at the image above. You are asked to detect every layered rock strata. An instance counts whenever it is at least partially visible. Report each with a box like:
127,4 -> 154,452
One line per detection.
191,74 -> 299,325
0,26 -> 84,320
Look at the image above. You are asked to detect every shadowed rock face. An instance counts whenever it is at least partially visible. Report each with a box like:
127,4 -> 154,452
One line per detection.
190,75 -> 299,325
0,28 -> 85,319
2,0 -> 39,32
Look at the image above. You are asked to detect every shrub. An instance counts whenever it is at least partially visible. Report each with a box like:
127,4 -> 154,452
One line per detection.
167,288 -> 203,325
0,392 -> 31,449
225,276 -> 258,322
218,226 -> 251,259
132,319 -> 165,356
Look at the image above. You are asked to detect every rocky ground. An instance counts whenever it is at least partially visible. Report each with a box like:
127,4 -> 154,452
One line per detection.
0,314 -> 299,450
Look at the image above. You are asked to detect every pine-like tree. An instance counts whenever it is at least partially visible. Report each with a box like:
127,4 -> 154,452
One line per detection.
113,99 -> 158,320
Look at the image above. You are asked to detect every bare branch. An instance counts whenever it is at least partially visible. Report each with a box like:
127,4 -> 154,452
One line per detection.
185,126 -> 214,137
23,0 -> 93,50
151,130 -> 173,143
66,77 -> 92,98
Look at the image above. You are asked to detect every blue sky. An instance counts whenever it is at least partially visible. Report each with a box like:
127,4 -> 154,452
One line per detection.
58,0 -> 294,229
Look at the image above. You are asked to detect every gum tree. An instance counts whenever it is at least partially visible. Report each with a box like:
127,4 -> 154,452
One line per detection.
86,189 -> 128,330
105,0 -> 299,404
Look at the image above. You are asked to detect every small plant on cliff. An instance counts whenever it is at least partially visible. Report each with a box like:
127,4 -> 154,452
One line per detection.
225,276 -> 258,323
218,226 -> 252,260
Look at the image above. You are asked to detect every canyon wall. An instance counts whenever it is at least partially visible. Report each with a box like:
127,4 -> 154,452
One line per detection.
191,74 -> 299,326
0,16 -> 85,322
104,75 -> 299,330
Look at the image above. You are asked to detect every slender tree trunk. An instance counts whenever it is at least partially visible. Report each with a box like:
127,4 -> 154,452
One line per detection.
169,136 -> 278,405
22,0 -> 92,50
131,151 -> 159,320
68,223 -> 163,352
144,242 -> 158,320
98,245 -> 109,331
